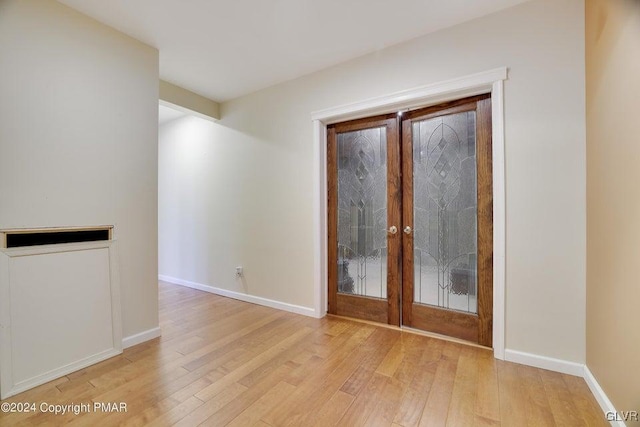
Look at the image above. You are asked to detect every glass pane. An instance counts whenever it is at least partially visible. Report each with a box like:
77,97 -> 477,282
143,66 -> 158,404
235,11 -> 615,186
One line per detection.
337,127 -> 387,299
413,111 -> 478,314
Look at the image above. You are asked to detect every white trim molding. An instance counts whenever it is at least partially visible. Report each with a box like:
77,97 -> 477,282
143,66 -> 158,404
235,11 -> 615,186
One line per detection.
311,67 -> 508,360
584,366 -> 627,427
2,349 -> 121,399
504,349 -> 626,426
123,327 -> 161,349
159,275 -> 316,318
504,349 -> 585,377
311,67 -> 508,124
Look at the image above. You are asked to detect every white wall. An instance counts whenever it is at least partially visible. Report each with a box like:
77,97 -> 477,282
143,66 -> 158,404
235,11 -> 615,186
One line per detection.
0,0 -> 159,338
159,116 -> 243,293
159,0 -> 586,362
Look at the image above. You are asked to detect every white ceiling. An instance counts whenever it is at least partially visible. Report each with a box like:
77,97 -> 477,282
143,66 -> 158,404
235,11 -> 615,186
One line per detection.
158,104 -> 186,125
59,0 -> 528,102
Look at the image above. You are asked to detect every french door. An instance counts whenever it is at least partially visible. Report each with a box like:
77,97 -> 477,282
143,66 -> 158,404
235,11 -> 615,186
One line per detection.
327,95 -> 493,347
327,115 -> 401,326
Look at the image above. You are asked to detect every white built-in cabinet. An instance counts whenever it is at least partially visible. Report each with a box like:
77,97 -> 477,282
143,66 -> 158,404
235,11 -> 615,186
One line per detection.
0,227 -> 122,399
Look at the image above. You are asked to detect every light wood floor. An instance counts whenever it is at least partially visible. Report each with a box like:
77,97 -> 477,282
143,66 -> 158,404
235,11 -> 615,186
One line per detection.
0,282 -> 606,426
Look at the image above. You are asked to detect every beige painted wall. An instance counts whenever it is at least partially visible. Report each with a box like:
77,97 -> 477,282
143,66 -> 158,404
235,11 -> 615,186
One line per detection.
159,0 -> 587,362
0,0 -> 159,338
586,0 -> 640,416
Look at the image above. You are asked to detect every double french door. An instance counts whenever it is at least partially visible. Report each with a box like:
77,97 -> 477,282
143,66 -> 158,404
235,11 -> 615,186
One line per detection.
327,95 -> 493,347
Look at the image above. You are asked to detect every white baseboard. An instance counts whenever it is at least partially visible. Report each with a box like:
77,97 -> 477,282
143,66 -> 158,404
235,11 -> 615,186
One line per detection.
122,326 -> 161,349
504,349 -> 585,377
505,349 -> 625,426
2,348 -> 121,399
159,274 -> 317,318
584,366 -> 627,427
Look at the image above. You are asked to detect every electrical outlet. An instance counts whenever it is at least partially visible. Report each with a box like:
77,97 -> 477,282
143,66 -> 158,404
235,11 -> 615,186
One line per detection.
235,266 -> 243,277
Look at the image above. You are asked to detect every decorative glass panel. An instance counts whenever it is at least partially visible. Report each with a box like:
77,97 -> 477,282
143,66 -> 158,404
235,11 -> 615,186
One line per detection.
337,127 -> 387,299
413,111 -> 478,313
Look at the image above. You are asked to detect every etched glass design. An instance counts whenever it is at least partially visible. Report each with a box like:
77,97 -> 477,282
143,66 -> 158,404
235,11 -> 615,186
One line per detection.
337,127 -> 387,299
413,111 -> 478,313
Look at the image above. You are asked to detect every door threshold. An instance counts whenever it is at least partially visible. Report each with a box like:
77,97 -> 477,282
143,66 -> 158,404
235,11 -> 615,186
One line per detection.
326,313 -> 491,351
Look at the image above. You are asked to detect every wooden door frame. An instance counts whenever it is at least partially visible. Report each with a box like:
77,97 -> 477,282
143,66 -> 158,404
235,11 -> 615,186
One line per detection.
311,67 -> 508,359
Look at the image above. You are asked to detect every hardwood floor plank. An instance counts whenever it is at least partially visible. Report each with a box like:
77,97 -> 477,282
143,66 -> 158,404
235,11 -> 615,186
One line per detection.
171,381 -> 248,427
376,336 -> 407,378
182,313 -> 295,372
562,374 -> 608,426
517,364 -> 555,426
194,326 -> 313,402
539,369 -> 588,427
261,326 -> 387,426
169,377 -> 213,403
390,335 -> 443,426
474,414 -> 502,426
145,396 -> 205,427
197,364 -> 296,426
216,317 -> 312,375
226,380 -> 297,427
474,347 -> 500,422
418,342 -> 461,427
119,396 -> 179,427
445,346 -> 479,427
392,362 -> 436,426
311,390 -> 355,427
391,333 -> 432,385
60,354 -> 132,387
362,376 -> 405,426
497,360 -> 529,427
339,329 -> 400,396
337,372 -> 389,426
0,282 -> 607,427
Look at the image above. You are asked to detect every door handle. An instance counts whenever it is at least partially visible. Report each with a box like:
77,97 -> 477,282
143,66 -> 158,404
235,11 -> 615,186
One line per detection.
388,226 -> 398,235
404,226 -> 412,235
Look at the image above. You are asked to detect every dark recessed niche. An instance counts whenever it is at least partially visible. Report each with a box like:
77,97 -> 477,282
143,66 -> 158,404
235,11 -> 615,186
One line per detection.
5,229 -> 111,248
